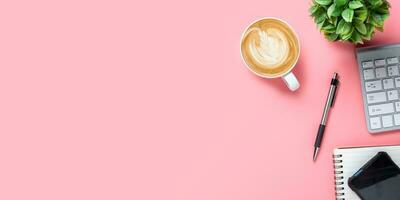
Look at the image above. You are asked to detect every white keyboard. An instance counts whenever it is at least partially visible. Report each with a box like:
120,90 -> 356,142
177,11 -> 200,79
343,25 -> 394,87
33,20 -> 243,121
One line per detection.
357,44 -> 400,133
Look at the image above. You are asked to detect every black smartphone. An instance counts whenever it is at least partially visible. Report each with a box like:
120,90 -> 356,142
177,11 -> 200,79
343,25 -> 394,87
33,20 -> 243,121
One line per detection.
348,152 -> 400,200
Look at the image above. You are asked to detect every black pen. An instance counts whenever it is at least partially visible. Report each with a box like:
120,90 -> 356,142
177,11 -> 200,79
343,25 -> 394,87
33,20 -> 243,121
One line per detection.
313,72 -> 339,161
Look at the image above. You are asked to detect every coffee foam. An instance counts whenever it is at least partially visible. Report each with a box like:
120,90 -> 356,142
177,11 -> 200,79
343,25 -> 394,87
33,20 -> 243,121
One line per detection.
241,19 -> 299,77
248,28 -> 289,69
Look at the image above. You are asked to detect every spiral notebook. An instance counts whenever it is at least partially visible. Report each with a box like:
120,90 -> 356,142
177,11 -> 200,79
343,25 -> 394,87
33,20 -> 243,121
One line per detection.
333,145 -> 400,200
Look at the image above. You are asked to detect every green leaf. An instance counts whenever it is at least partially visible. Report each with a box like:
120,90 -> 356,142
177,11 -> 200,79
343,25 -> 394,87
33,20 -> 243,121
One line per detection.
336,19 -> 345,34
341,27 -> 354,40
322,24 -> 336,33
327,4 -> 335,18
327,3 -> 342,17
359,24 -> 372,40
336,19 -> 351,34
366,14 -> 372,23
328,17 -> 338,26
326,33 -> 339,41
381,13 -> 390,21
375,4 -> 390,14
323,24 -> 336,30
310,0 -> 389,43
366,23 -> 374,35
368,0 -> 383,7
309,4 -> 319,15
342,9 -> 354,22
315,0 -> 332,6
343,25 -> 353,35
355,21 -> 367,34
335,0 -> 348,6
349,1 -> 363,9
351,31 -> 363,44
372,12 -> 384,26
317,19 -> 326,30
361,33 -> 370,40
354,9 -> 368,22
361,23 -> 375,40
311,6 -> 325,18
315,13 -> 327,24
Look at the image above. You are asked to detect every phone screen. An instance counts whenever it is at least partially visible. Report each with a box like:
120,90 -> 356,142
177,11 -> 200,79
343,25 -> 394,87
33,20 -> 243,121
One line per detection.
348,152 -> 400,200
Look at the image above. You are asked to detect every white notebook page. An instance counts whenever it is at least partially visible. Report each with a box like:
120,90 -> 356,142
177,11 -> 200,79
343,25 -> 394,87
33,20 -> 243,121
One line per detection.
333,145 -> 400,200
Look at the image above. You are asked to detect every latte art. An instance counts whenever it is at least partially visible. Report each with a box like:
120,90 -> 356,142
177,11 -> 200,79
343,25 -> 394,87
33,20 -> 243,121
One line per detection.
249,28 -> 290,68
241,18 -> 299,77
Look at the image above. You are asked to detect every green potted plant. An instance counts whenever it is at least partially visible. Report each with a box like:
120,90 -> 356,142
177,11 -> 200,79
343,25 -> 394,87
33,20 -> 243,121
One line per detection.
309,0 -> 390,44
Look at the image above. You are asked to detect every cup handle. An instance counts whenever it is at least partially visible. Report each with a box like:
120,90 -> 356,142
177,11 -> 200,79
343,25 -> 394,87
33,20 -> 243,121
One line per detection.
282,72 -> 300,91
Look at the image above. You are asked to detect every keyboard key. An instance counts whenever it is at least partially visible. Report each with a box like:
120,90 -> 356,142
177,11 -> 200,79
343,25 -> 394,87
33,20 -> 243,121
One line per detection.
367,92 -> 387,104
375,59 -> 386,67
387,57 -> 399,65
396,78 -> 400,88
388,65 -> 400,77
383,79 -> 395,89
365,80 -> 382,92
394,114 -> 400,125
368,103 -> 394,116
388,90 -> 399,101
396,102 -> 400,112
362,61 -> 374,69
370,117 -> 382,129
363,69 -> 375,80
382,115 -> 394,127
376,67 -> 387,78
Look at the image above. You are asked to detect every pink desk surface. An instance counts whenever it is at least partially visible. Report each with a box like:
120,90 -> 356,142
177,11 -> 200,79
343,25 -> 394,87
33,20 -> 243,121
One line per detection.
2,0 -> 400,199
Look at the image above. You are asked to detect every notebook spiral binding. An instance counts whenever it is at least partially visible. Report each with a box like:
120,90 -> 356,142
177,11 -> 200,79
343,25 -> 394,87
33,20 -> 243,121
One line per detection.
333,154 -> 345,200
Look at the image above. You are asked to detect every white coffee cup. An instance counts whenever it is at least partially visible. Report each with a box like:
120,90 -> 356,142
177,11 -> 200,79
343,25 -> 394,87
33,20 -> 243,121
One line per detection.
240,17 -> 300,91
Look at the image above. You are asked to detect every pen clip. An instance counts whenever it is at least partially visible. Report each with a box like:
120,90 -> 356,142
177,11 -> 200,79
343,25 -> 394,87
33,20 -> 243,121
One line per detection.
330,80 -> 339,107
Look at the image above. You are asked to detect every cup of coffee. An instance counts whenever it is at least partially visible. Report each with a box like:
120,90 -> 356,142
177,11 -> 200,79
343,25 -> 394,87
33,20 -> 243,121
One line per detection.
240,17 -> 300,91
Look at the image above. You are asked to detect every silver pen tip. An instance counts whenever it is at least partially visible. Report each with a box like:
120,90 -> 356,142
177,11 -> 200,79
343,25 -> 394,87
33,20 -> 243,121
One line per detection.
333,72 -> 338,79
313,148 -> 319,161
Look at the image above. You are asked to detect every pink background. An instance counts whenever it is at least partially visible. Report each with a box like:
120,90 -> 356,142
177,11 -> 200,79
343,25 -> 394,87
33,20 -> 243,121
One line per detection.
1,0 -> 400,199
